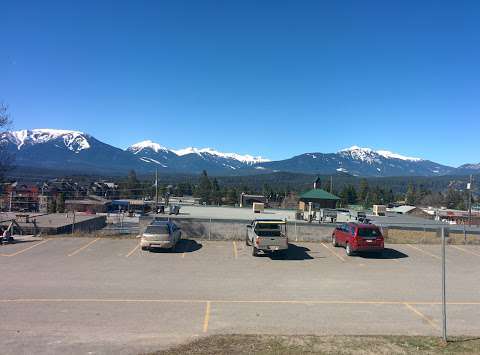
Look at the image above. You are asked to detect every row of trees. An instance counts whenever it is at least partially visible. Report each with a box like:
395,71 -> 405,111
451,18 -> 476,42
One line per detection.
0,103 -> 12,181
338,179 -> 395,207
338,179 -> 475,209
97,169 -> 478,210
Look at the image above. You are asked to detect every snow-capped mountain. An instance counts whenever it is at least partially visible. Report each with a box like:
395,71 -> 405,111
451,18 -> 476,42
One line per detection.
172,146 -> 269,164
455,163 -> 480,175
248,146 -> 454,177
5,129 -> 91,153
339,146 -> 422,163
0,129 -> 270,175
0,129 -> 144,173
0,129 -> 471,177
125,140 -> 269,173
126,140 -> 178,168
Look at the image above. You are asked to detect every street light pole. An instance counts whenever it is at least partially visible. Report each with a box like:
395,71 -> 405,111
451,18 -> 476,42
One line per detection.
441,226 -> 447,342
467,175 -> 473,226
155,169 -> 159,210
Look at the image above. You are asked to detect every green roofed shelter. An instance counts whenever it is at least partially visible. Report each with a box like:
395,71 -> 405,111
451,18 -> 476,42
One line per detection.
299,188 -> 340,210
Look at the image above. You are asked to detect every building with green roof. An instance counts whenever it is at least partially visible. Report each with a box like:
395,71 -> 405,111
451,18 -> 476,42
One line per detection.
298,188 -> 340,210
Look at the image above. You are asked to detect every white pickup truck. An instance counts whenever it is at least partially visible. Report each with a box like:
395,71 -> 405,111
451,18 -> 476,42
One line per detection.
246,219 -> 288,257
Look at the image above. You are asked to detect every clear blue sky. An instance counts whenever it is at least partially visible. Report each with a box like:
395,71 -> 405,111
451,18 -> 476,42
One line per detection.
2,1 -> 479,166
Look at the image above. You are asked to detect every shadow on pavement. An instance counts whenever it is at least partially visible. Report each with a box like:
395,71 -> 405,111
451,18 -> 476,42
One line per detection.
356,248 -> 408,259
148,239 -> 202,254
266,243 -> 314,261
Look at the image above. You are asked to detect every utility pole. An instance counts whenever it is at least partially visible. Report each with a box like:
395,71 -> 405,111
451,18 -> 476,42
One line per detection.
71,211 -> 76,234
467,175 -> 473,226
155,169 -> 159,209
9,191 -> 12,212
441,226 -> 447,342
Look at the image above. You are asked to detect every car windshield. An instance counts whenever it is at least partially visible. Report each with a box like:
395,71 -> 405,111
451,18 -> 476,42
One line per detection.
145,225 -> 169,234
357,228 -> 381,238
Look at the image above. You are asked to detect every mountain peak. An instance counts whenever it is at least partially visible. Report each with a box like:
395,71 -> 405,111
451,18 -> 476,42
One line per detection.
339,146 -> 422,162
172,147 -> 270,164
128,140 -> 170,154
5,128 -> 90,153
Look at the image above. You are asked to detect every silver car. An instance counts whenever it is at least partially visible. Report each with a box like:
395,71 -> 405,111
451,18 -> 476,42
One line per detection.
140,221 -> 181,251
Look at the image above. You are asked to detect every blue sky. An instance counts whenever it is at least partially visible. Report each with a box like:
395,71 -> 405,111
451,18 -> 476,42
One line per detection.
2,1 -> 479,166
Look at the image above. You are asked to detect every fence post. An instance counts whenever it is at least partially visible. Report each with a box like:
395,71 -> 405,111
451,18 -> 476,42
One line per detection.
209,218 -> 212,240
295,221 -> 298,242
441,226 -> 447,343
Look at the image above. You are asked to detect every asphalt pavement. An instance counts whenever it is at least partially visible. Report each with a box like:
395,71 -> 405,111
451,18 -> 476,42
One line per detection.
1,236 -> 480,354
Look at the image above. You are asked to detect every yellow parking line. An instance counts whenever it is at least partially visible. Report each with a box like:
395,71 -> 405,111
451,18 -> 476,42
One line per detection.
2,298 -> 480,308
232,241 -> 238,259
181,252 -> 186,258
126,243 -> 141,258
1,298 -> 480,305
0,239 -> 49,257
203,301 -> 211,333
407,244 -> 440,260
67,238 -> 99,257
404,303 -> 439,330
451,245 -> 480,257
321,242 -> 345,262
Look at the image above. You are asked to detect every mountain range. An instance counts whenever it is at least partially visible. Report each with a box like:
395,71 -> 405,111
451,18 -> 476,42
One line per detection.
0,129 -> 477,177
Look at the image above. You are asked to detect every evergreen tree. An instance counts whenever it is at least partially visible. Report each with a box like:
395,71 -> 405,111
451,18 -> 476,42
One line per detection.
405,183 -> 417,205
211,178 -> 222,205
48,198 -> 57,213
56,193 -> 65,213
358,179 -> 369,205
226,187 -> 238,205
197,170 -> 212,204
123,170 -> 140,199
445,188 -> 463,209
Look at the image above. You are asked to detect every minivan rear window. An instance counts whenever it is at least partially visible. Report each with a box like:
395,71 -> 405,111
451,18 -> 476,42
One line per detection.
357,228 -> 381,238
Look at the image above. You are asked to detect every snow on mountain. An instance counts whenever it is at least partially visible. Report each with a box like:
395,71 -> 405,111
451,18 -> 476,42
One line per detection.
127,141 -> 269,164
0,129 -> 462,176
127,140 -> 170,154
172,147 -> 269,164
339,146 -> 422,163
6,129 -> 91,153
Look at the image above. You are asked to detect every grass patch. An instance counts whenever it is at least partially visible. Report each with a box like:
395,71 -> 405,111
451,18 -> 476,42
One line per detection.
147,335 -> 480,355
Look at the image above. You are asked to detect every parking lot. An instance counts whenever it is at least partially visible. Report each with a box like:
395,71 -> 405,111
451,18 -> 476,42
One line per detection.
1,236 -> 480,354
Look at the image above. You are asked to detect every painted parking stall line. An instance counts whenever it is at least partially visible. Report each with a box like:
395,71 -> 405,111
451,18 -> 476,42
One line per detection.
406,244 -> 442,261
125,243 -> 141,258
232,241 -> 238,259
404,303 -> 439,330
320,242 -> 346,262
67,238 -> 99,257
203,301 -> 211,333
0,239 -> 49,257
451,245 -> 480,258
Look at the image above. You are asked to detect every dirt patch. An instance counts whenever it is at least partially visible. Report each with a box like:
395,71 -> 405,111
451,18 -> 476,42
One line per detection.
146,334 -> 480,355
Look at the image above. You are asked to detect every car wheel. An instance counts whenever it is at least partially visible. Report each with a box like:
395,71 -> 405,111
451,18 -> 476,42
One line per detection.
346,243 -> 353,256
252,246 -> 258,257
141,246 -> 149,251
332,235 -> 338,247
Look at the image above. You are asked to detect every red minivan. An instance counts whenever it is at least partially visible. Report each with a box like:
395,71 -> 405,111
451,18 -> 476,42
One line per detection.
332,222 -> 384,256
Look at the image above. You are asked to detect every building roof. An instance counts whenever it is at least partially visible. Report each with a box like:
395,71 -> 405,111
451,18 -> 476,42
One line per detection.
299,189 -> 340,201
389,205 -> 417,214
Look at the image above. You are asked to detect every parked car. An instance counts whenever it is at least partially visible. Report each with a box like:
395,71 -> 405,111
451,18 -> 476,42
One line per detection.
331,222 -> 384,256
140,220 -> 181,251
246,219 -> 288,257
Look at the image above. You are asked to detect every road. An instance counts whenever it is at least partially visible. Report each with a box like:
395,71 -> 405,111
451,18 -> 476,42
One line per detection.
1,236 -> 480,354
